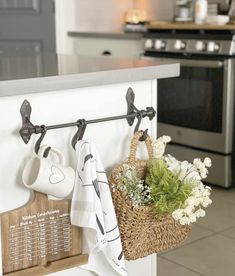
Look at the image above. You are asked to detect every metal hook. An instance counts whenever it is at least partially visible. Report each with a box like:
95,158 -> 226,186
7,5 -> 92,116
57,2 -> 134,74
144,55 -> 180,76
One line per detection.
134,111 -> 143,133
34,125 -> 47,154
134,111 -> 149,141
72,119 -> 87,150
139,129 -> 149,141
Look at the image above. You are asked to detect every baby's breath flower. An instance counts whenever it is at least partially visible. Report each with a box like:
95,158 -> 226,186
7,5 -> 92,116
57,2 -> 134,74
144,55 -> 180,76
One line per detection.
117,164 -> 152,207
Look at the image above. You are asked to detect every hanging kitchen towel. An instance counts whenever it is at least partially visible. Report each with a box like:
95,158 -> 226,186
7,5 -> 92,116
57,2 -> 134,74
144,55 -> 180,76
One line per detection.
71,140 -> 127,276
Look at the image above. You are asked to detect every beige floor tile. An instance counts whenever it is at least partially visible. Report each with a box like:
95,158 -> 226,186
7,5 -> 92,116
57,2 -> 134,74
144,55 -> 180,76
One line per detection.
162,234 -> 235,276
221,227 -> 235,239
195,192 -> 235,232
158,257 -> 202,276
211,187 -> 235,205
184,224 -> 214,245
159,225 -> 214,256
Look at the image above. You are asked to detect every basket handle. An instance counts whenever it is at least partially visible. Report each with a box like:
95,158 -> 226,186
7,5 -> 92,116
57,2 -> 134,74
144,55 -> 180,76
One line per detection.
128,131 -> 154,163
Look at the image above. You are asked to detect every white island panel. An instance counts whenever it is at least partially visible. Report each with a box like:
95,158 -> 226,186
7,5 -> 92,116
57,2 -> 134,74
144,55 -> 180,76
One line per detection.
0,80 -> 157,276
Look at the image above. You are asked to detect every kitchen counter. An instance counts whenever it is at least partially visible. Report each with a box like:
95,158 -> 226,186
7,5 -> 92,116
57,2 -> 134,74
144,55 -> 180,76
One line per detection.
0,53 -> 180,276
68,30 -> 144,40
147,21 -> 235,30
0,54 -> 179,97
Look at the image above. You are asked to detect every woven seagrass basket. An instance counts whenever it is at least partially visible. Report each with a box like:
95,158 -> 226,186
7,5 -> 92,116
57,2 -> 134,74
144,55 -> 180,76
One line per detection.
109,131 -> 191,261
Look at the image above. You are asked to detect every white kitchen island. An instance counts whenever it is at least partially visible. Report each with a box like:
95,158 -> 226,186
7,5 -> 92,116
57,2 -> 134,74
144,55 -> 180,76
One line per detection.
0,54 -> 179,276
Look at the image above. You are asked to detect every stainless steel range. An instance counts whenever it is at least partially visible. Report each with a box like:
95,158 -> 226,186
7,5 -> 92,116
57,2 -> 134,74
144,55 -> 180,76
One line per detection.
143,27 -> 235,188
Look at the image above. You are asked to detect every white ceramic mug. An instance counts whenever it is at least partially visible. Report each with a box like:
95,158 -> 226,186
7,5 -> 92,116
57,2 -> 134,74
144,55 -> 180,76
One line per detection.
22,146 -> 75,198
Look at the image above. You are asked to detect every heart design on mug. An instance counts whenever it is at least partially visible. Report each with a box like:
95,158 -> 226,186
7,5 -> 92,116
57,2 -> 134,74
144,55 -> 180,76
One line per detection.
49,165 -> 65,184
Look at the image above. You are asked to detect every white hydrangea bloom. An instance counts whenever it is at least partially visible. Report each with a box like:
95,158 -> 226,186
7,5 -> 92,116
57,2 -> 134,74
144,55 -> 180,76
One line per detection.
172,179 -> 212,225
152,136 -> 171,159
185,196 -> 195,206
204,157 -> 212,167
202,188 -> 211,197
201,198 -> 212,208
164,154 -> 181,175
188,213 -> 197,223
184,205 -> 194,215
193,158 -> 203,169
180,216 -> 190,225
196,208 -> 206,218
162,135 -> 171,143
172,209 -> 184,220
152,140 -> 166,159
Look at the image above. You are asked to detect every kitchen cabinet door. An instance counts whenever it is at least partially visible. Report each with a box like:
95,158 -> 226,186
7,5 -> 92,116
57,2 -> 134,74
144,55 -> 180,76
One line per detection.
73,37 -> 142,58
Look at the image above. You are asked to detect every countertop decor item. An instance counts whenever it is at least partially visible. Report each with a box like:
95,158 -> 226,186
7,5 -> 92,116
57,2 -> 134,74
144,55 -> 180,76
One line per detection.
0,192 -> 87,275
205,15 -> 230,25
22,145 -> 75,199
174,0 -> 193,22
147,20 -> 235,30
195,0 -> 208,24
109,131 -> 192,260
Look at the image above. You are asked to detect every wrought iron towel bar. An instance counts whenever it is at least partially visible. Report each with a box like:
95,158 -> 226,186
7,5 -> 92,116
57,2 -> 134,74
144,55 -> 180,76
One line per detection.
19,88 -> 156,150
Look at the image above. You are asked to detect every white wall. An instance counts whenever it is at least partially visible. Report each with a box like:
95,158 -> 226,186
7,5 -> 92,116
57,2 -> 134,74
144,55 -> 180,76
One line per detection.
55,0 -> 175,53
134,0 -> 175,21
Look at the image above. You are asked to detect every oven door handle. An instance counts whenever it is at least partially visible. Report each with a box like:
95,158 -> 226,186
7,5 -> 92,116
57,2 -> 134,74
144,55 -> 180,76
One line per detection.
176,59 -> 223,68
141,55 -> 224,68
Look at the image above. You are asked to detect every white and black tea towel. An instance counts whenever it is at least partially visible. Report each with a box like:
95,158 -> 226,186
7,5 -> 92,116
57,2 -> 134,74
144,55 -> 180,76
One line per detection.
71,140 -> 127,276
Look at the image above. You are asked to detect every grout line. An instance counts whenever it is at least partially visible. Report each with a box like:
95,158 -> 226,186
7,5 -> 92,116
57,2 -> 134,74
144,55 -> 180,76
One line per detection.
160,232 -> 217,254
196,224 -> 235,237
159,255 -> 206,276
194,223 -> 218,233
217,226 -> 235,240
160,225 -> 235,254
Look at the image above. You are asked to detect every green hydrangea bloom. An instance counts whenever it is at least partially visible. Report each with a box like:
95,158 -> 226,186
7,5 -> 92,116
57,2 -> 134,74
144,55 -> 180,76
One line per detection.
146,158 -> 193,217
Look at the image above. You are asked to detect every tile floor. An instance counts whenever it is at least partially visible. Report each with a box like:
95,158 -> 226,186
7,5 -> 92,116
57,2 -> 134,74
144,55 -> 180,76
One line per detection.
158,186 -> 235,276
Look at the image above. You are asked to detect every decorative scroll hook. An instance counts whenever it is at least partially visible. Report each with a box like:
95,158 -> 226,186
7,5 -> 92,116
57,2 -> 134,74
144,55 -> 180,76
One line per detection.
19,100 -> 35,144
126,87 -> 137,126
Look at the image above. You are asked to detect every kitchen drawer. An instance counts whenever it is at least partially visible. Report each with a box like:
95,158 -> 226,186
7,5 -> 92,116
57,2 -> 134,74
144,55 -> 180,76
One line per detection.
73,37 -> 142,58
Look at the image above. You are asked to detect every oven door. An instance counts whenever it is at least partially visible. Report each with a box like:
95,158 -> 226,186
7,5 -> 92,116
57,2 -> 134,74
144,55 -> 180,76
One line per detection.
150,56 -> 234,154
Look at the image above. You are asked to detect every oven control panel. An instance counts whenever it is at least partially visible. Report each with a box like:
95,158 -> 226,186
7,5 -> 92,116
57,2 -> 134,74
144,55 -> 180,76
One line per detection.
154,40 -> 166,50
143,37 -> 235,55
195,41 -> 207,51
207,42 -> 220,53
174,40 -> 186,50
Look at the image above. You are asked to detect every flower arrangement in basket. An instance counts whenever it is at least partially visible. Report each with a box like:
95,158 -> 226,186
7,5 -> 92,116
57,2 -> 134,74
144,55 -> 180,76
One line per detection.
109,131 -> 212,261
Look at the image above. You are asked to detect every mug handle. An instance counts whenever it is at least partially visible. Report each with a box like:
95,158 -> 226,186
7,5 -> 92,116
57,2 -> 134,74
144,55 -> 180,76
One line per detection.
38,145 -> 65,165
